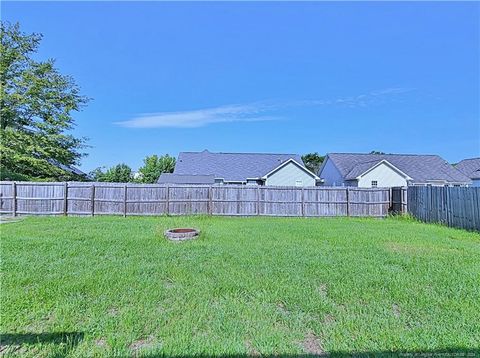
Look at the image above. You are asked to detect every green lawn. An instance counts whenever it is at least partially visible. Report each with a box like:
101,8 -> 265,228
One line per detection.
1,216 -> 479,357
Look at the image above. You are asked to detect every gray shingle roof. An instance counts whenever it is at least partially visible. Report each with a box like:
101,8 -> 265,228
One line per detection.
456,158 -> 480,180
344,160 -> 384,180
158,173 -> 215,184
326,153 -> 471,184
173,150 -> 305,182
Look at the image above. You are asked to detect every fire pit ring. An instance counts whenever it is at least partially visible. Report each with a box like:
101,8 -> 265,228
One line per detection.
164,228 -> 200,241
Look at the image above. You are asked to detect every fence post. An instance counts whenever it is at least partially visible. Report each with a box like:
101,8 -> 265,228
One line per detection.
208,185 -> 213,215
389,187 -> 393,212
257,186 -> 261,215
12,182 -> 17,217
346,187 -> 350,217
301,187 -> 305,217
123,184 -> 127,217
91,184 -> 95,216
63,182 -> 68,216
166,184 -> 170,215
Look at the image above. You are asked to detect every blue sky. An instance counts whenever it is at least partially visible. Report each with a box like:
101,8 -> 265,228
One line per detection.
2,1 -> 479,172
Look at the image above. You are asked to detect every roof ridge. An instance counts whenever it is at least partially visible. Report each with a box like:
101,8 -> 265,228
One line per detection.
180,151 -> 300,156
458,157 -> 480,161
328,152 -> 440,157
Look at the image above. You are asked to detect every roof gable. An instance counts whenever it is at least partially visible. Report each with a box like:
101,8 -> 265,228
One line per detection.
262,158 -> 319,179
174,150 -> 305,182
327,153 -> 471,184
345,159 -> 412,180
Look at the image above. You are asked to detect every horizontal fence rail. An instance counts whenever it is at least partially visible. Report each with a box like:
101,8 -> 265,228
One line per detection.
0,181 -> 392,218
407,186 -> 480,232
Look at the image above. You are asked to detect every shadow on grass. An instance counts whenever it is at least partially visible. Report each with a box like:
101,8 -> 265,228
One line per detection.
0,333 -> 478,357
0,332 -> 84,350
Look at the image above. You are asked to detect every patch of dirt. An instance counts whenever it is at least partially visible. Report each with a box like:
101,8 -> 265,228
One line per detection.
317,284 -> 328,298
277,302 -> 290,315
302,332 -> 326,356
323,314 -> 335,325
245,340 -> 260,356
163,278 -> 175,289
130,335 -> 158,353
95,338 -> 108,347
392,304 -> 401,318
107,308 -> 119,317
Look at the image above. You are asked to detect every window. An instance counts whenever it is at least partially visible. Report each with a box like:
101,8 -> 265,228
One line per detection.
295,180 -> 303,187
371,180 -> 378,187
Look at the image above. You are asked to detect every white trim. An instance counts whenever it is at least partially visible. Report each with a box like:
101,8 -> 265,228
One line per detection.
261,159 -> 320,180
355,160 -> 413,181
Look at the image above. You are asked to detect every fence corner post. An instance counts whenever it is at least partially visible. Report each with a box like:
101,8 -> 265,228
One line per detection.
12,181 -> 17,217
63,182 -> 68,216
389,187 -> 393,212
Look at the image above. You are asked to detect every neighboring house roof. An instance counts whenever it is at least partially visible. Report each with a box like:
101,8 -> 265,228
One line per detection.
456,158 -> 480,180
323,153 -> 471,184
158,173 -> 215,184
48,159 -> 87,177
173,150 -> 308,182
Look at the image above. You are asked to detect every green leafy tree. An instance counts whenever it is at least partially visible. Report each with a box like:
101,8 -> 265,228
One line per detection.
90,164 -> 133,183
302,152 -> 325,174
137,154 -> 176,183
0,22 -> 89,181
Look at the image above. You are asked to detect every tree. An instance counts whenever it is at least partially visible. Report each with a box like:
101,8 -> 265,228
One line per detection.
137,154 -> 176,183
302,152 -> 325,174
0,22 -> 89,181
90,164 -> 133,183
369,150 -> 386,155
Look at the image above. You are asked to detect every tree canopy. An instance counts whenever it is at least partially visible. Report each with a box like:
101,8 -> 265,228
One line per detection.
0,22 -> 89,181
302,152 -> 325,174
89,164 -> 133,183
137,154 -> 176,183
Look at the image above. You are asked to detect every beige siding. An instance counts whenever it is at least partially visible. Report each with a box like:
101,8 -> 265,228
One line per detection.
265,162 -> 316,187
357,163 -> 407,188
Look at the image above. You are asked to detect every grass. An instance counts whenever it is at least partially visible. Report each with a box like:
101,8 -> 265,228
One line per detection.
1,215 -> 479,357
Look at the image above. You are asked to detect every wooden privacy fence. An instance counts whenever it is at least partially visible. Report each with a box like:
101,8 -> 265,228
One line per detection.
407,186 -> 480,232
0,181 -> 392,218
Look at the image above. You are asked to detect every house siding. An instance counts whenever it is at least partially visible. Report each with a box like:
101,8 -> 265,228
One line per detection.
318,157 -> 346,186
357,163 -> 408,188
265,162 -> 316,187
471,179 -> 480,187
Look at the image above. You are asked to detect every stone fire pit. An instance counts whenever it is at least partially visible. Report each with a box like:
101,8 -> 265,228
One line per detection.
164,228 -> 200,242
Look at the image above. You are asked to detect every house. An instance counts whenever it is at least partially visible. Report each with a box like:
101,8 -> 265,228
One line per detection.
455,158 -> 480,187
318,153 -> 471,188
158,150 -> 319,186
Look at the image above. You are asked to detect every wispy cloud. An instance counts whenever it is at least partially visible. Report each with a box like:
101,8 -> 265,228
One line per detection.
115,104 -> 277,128
115,87 -> 413,129
297,87 -> 414,108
